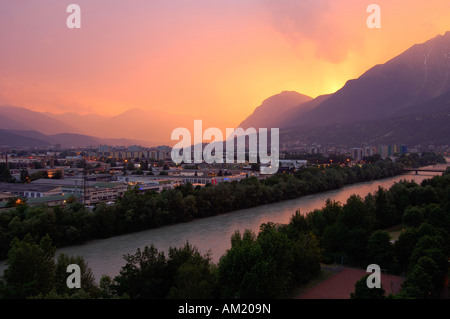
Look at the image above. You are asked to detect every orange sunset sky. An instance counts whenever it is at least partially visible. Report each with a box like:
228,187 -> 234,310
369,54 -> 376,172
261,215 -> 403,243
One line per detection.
1,0 -> 450,133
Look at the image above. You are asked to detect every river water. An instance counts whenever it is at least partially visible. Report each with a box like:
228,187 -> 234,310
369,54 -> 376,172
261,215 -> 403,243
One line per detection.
1,162 -> 448,281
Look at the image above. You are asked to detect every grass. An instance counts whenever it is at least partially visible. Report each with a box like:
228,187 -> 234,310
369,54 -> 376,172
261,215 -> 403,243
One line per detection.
291,264 -> 337,298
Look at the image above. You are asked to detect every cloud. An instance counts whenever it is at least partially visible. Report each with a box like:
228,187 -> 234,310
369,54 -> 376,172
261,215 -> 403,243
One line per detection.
263,0 -> 367,63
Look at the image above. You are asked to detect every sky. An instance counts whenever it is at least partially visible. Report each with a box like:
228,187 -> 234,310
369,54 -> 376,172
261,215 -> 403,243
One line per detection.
1,0 -> 450,135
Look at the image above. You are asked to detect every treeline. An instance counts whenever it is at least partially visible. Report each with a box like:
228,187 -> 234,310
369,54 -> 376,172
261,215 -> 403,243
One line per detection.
0,159 -> 404,259
315,173 -> 450,298
0,171 -> 449,299
0,215 -> 322,299
396,152 -> 446,168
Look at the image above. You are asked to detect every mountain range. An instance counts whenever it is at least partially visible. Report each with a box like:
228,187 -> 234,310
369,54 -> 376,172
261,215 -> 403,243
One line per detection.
239,31 -> 450,147
0,106 -> 197,148
2,32 -> 450,149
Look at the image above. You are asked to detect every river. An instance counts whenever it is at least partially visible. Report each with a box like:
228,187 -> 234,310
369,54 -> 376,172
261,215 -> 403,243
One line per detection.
1,162 -> 448,281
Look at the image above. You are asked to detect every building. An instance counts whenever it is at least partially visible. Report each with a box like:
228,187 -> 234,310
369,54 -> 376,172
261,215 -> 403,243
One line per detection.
98,145 -> 111,153
364,147 -> 375,158
0,182 -> 61,199
0,192 -> 15,202
351,148 -> 364,161
278,160 -> 307,171
377,145 -> 390,158
27,194 -> 82,207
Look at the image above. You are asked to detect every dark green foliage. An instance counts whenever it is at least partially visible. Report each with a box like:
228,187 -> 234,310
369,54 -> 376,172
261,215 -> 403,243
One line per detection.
217,223 -> 321,298
0,234 -> 55,298
350,274 -> 386,299
111,242 -> 216,299
0,234 -> 99,299
394,228 -> 419,270
0,159 -> 404,260
366,230 -> 394,270
402,206 -> 425,227
396,152 -> 446,168
0,163 -> 14,183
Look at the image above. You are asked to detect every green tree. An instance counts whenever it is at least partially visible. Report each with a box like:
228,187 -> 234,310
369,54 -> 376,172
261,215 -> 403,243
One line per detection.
366,230 -> 394,270
394,228 -> 419,271
350,274 -> 386,299
112,245 -> 169,299
140,160 -> 149,171
217,229 -> 276,298
398,264 -> 435,299
0,163 -> 13,183
373,187 -> 398,228
402,206 -> 424,227
166,242 -> 216,299
0,234 -> 56,298
126,161 -> 135,171
54,253 -> 99,297
339,195 -> 375,231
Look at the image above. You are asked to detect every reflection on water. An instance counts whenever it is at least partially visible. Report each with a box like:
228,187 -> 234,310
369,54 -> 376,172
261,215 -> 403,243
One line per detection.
0,163 -> 448,281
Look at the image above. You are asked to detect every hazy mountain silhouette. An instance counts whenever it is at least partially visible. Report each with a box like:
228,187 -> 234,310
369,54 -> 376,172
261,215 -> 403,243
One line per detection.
0,105 -> 199,146
0,105 -> 81,135
239,91 -> 312,129
0,130 -> 50,148
44,112 -> 108,136
0,129 -> 149,148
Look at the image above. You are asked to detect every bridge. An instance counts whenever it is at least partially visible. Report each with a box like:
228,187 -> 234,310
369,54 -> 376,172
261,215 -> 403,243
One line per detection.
403,168 -> 448,175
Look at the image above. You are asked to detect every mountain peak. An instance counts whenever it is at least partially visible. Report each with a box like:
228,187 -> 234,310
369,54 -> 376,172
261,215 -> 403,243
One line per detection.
239,91 -> 312,129
253,32 -> 450,129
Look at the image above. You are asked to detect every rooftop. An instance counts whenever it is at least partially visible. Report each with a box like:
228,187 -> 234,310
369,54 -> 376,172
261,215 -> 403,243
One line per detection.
27,193 -> 82,205
0,182 -> 60,193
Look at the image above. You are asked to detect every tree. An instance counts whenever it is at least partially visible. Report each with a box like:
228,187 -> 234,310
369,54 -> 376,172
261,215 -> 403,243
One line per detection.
166,242 -> 217,299
350,274 -> 386,299
20,169 -> 30,183
339,195 -> 375,231
373,187 -> 398,228
54,253 -> 99,297
217,229 -> 276,298
394,228 -> 419,271
366,230 -> 394,270
0,163 -> 13,183
112,245 -> 169,299
126,161 -> 135,171
0,234 -> 56,298
398,264 -> 435,299
402,206 -> 424,227
157,159 -> 165,167
140,160 -> 149,171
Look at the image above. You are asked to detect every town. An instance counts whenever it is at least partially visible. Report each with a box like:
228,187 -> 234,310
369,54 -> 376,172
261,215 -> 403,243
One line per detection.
0,141 -> 444,211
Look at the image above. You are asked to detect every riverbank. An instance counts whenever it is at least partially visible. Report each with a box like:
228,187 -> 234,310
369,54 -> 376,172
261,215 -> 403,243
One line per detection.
29,169 -> 450,280
1,161 -> 448,281
0,159 -> 407,260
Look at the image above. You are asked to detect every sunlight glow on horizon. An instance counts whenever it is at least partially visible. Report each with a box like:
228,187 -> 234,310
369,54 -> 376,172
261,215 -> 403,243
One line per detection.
1,0 -> 450,141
